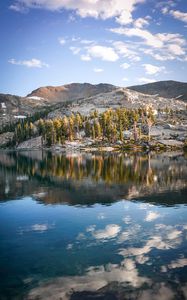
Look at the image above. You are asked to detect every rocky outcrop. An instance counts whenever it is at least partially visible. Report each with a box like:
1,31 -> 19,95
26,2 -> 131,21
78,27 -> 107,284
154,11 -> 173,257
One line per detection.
0,132 -> 14,148
157,139 -> 184,147
17,136 -> 42,149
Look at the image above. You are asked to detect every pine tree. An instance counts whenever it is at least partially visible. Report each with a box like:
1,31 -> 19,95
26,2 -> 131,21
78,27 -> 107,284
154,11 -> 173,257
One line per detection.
85,120 -> 91,137
94,121 -> 102,138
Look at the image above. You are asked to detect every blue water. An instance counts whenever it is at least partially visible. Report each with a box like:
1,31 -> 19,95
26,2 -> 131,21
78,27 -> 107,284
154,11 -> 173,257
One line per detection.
0,151 -> 187,299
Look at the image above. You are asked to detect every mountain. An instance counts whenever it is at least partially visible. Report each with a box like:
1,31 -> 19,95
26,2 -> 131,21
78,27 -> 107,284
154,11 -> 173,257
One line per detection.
128,80 -> 187,101
27,83 -> 116,103
1,82 -> 187,128
0,93 -> 52,128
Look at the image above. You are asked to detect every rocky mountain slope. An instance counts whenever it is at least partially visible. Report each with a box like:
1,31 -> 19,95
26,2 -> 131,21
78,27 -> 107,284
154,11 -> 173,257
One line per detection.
27,83 -> 116,103
128,80 -> 187,101
0,81 -> 187,128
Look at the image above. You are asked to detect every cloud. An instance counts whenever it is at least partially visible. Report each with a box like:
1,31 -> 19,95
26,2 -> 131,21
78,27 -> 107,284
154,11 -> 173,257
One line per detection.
113,41 -> 141,62
10,0 -> 146,25
8,58 -> 49,68
110,27 -> 163,48
145,211 -> 160,221
80,39 -> 95,45
93,68 -> 104,73
18,223 -> 54,234
123,215 -> 132,224
80,54 -> 91,61
120,63 -> 131,69
92,224 -> 121,239
110,26 -> 186,61
142,64 -> 165,75
31,224 -> 49,232
87,45 -> 119,62
69,46 -> 81,55
59,37 -> 66,45
134,17 -> 149,28
27,258 -> 150,300
122,77 -> 129,82
169,10 -> 187,23
137,77 -> 155,84
168,258 -> 187,269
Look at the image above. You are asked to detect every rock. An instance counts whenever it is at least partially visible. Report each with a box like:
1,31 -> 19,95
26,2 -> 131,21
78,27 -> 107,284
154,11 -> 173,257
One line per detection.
163,124 -> 175,129
176,125 -> 187,131
123,130 -> 132,139
116,140 -> 123,145
157,139 -> 184,147
0,132 -> 14,148
17,136 -> 42,149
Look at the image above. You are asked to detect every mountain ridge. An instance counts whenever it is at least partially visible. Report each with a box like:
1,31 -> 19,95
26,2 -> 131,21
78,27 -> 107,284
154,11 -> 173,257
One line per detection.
27,82 -> 116,103
128,80 -> 187,101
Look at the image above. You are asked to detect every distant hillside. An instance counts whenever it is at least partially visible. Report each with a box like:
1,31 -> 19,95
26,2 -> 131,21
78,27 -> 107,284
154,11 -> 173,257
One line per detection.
128,81 -> 187,101
27,83 -> 116,103
1,81 -> 187,128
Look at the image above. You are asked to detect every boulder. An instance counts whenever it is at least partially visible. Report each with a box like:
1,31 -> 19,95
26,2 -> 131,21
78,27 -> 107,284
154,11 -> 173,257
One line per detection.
17,136 -> 42,149
157,139 -> 184,147
0,132 -> 14,148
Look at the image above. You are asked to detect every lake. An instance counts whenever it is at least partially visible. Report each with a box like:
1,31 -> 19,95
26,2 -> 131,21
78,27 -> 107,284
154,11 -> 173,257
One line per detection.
0,151 -> 187,300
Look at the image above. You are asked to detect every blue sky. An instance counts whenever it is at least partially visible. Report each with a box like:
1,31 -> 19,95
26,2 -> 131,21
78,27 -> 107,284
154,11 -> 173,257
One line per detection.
0,0 -> 187,96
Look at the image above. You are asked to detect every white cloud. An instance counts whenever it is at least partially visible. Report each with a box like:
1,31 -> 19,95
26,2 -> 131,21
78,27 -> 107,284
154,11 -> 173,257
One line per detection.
113,41 -> 141,62
115,9 -> 133,25
169,10 -> 187,23
31,224 -> 49,232
87,45 -> 119,62
92,224 -> 121,239
80,39 -> 94,45
8,58 -> 49,68
93,68 -> 104,73
142,64 -> 165,75
59,37 -> 66,45
110,27 -> 163,48
161,7 -> 169,14
69,46 -> 81,55
10,0 -> 146,25
167,44 -> 185,56
120,63 -> 130,69
110,26 -> 186,61
27,259 -> 150,300
134,17 -> 149,28
80,54 -> 91,61
168,258 -> 187,269
123,215 -> 132,223
145,211 -> 160,222
122,77 -> 129,81
18,223 -> 54,234
137,77 -> 155,84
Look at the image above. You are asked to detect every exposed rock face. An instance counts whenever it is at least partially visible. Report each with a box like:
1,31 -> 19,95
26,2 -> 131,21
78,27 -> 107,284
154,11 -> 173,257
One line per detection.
128,80 -> 187,101
27,83 -> 116,103
0,132 -> 14,148
157,139 -> 184,147
67,87 -> 186,116
0,93 -> 51,127
17,136 -> 42,149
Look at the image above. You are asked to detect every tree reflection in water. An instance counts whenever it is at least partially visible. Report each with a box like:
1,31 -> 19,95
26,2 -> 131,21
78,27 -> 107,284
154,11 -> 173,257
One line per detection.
0,151 -> 186,206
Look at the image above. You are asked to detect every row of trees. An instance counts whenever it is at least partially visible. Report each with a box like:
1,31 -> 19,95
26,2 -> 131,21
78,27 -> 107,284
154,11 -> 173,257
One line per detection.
13,106 -> 156,146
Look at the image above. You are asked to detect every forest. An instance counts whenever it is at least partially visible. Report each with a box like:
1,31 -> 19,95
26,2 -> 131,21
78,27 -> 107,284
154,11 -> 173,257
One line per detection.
12,106 -> 158,146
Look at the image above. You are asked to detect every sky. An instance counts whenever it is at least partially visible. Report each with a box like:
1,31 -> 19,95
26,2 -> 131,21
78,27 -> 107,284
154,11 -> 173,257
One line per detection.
0,0 -> 187,96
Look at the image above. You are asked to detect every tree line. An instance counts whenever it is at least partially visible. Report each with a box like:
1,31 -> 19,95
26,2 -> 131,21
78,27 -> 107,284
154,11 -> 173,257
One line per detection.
13,106 -> 156,146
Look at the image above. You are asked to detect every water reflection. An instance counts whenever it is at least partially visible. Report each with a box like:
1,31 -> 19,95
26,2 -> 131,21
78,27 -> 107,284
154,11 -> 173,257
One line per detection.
25,199 -> 187,300
0,151 -> 187,300
0,151 -> 187,206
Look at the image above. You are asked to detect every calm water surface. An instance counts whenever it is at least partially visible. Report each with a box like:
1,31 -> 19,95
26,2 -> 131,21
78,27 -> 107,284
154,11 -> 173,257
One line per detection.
0,151 -> 187,300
